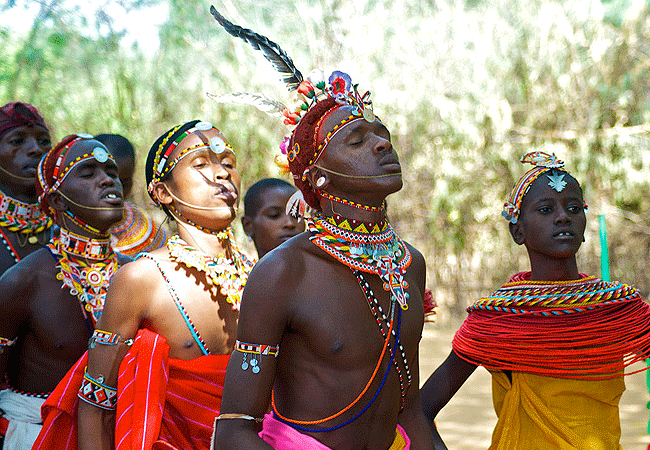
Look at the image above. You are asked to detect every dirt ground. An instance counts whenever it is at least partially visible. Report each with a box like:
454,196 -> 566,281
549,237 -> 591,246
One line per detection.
419,323 -> 650,450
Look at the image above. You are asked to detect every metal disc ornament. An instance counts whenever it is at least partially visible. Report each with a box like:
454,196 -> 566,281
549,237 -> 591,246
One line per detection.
77,133 -> 94,139
209,137 -> 226,154
92,147 -> 109,163
195,121 -> 213,131
363,108 -> 375,122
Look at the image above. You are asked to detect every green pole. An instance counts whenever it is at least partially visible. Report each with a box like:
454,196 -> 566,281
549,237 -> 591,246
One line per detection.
647,359 -> 650,435
598,215 -> 610,282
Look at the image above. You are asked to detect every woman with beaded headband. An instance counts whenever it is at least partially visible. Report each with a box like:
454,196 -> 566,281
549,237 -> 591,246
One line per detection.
0,133 -> 128,449
0,102 -> 54,276
421,152 -> 650,449
209,8 -> 435,450
34,120 -> 255,450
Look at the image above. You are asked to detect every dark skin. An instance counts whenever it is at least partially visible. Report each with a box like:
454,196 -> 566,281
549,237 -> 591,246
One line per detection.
241,185 -> 305,258
419,173 -> 587,446
78,130 -> 242,450
0,124 -> 52,275
214,106 -> 436,450
0,139 -> 127,394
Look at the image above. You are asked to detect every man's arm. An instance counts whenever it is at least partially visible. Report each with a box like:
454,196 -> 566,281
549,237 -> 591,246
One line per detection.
77,260 -> 148,450
419,350 -> 478,438
0,259 -> 32,378
213,250 -> 293,450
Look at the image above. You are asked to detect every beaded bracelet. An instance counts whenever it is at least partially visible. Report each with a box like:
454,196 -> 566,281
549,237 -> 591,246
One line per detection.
78,368 -> 117,410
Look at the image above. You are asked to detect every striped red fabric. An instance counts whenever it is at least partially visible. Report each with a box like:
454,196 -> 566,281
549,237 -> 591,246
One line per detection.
33,328 -> 229,450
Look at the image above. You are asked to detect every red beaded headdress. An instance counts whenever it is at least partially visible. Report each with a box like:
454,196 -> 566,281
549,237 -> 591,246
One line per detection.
0,102 -> 48,138
208,7 -> 376,213
37,134 -> 115,220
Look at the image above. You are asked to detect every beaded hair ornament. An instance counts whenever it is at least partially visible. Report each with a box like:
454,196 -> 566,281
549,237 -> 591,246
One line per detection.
502,151 -> 587,224
146,120 -> 232,201
208,6 -> 377,216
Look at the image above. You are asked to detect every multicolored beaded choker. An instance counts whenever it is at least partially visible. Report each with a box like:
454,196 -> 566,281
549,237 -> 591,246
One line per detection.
58,228 -> 111,260
110,201 -> 168,256
307,213 -> 411,309
453,271 -> 650,378
0,189 -> 52,244
317,191 -> 385,212
63,210 -> 109,238
166,231 -> 255,310
47,233 -> 118,329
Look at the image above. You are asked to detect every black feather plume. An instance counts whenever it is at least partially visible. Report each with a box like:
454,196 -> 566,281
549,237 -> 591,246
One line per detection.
210,5 -> 303,91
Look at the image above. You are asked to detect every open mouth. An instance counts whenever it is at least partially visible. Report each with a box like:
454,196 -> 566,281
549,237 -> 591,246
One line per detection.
102,191 -> 123,205
554,231 -> 574,238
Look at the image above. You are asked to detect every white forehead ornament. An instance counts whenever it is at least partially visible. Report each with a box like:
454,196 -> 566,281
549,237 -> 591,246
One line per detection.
209,136 -> 226,154
92,147 -> 109,163
546,171 -> 567,192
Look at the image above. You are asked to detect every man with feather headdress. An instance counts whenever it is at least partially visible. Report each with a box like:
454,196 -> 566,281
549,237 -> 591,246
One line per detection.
209,7 -> 437,450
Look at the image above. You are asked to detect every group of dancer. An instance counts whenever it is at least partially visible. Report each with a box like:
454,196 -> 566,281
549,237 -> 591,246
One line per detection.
0,5 -> 648,450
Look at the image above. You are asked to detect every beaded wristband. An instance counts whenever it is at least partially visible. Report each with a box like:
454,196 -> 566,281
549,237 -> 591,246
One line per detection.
78,368 -> 117,410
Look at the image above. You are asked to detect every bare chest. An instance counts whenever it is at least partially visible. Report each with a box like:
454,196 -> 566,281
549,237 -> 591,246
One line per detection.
144,261 -> 239,358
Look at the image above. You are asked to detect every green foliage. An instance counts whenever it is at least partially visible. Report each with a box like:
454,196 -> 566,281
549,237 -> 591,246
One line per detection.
2,0 -> 650,321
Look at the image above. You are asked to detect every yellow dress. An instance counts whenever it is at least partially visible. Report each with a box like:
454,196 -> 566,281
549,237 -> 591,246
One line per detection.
489,370 -> 625,450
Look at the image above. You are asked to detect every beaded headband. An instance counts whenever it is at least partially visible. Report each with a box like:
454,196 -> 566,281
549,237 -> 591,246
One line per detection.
502,151 -> 586,224
147,121 -> 230,198
37,134 -> 116,214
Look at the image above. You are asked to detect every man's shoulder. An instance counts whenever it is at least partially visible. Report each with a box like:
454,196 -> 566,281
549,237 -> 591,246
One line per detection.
0,247 -> 55,285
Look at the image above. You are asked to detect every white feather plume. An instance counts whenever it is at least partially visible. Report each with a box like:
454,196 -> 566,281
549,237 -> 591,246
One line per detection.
206,91 -> 287,117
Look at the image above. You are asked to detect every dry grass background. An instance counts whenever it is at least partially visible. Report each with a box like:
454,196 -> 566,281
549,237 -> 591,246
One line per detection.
3,0 -> 650,321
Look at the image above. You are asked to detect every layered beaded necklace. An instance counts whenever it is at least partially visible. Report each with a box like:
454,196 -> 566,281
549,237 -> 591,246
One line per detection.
307,213 -> 412,310
47,228 -> 117,329
166,228 -> 255,310
304,212 -> 413,415
0,189 -> 52,246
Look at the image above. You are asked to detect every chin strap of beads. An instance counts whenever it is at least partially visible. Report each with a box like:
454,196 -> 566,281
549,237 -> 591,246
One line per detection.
78,368 -> 117,410
235,340 -> 279,374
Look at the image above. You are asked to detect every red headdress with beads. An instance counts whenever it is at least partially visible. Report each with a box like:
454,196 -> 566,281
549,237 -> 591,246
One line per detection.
208,7 -> 376,214
0,102 -> 48,138
37,134 -> 115,222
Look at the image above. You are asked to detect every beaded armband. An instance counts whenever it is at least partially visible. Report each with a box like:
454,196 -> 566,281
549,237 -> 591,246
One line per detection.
88,329 -> 133,350
0,336 -> 17,354
234,340 -> 279,374
78,368 -> 117,410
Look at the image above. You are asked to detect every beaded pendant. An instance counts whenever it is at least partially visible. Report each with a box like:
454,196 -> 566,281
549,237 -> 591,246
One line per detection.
166,231 -> 255,310
308,214 -> 412,310
48,235 -> 118,327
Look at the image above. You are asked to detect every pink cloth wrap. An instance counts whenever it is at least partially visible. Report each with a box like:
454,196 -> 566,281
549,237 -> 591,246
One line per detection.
258,413 -> 411,449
